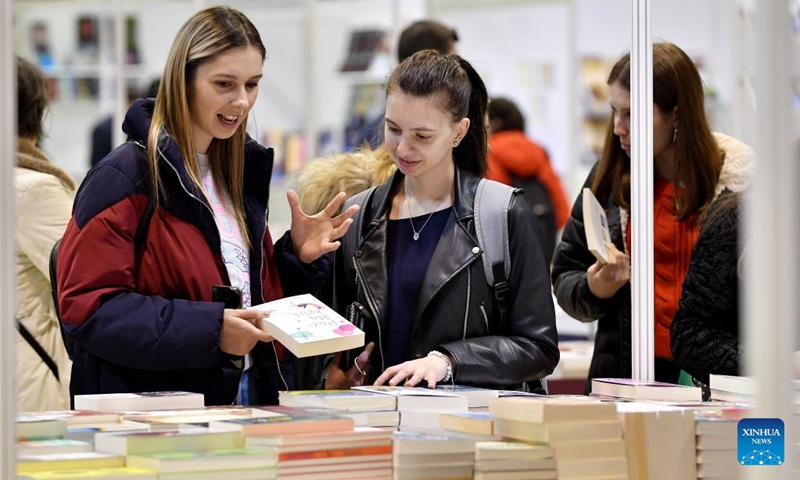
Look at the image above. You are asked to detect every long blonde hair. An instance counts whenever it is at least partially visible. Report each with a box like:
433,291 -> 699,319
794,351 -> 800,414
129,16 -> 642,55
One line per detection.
148,6 -> 266,248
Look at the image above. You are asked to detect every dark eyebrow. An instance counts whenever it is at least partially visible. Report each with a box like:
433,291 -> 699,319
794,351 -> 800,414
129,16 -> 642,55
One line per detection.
384,117 -> 436,132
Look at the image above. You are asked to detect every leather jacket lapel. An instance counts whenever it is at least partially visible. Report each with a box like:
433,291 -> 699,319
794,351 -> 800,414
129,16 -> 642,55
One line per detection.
414,212 -> 480,320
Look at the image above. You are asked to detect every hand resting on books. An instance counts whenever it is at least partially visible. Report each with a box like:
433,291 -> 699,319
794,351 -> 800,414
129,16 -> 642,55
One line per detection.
287,190 -> 360,264
325,342 -> 375,389
374,353 -> 449,389
220,309 -> 274,356
587,242 -> 630,299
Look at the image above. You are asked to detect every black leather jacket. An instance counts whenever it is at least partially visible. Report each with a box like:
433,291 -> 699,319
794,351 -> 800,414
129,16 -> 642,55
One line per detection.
332,168 -> 559,390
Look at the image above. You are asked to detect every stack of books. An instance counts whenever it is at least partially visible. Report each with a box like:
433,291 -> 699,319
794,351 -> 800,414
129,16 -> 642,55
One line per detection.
473,441 -> 556,480
694,410 -> 748,479
278,390 -> 400,428
249,427 -> 392,479
709,374 -> 756,403
617,402 -> 696,480
591,378 -> 703,402
435,385 -> 500,409
353,386 -> 468,430
392,431 -> 474,480
489,397 -> 625,480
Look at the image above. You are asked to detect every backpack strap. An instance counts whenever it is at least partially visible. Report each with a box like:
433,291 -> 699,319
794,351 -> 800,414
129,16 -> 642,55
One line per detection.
474,179 -> 514,303
342,186 -> 378,268
17,319 -> 60,382
474,179 -> 548,394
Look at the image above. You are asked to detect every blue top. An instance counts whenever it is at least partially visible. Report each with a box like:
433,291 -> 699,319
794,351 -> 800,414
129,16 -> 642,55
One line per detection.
386,208 -> 452,368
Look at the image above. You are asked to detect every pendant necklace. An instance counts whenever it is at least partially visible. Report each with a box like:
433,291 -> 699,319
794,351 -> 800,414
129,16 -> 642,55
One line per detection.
405,181 -> 439,241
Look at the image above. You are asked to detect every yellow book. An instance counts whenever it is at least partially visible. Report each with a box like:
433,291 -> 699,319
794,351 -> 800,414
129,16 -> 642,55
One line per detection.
18,452 -> 124,473
17,467 -> 156,479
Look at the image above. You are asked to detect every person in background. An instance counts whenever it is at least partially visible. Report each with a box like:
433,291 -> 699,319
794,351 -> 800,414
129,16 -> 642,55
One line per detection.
89,79 -> 160,167
353,19 -> 459,150
671,192 -> 741,384
325,51 -> 559,391
56,6 -> 357,406
486,97 -> 570,261
15,55 -> 75,411
551,42 -> 754,390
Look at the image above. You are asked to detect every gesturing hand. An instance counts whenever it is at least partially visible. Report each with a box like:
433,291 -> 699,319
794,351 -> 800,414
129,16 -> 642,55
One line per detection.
587,242 -> 631,299
325,342 -> 375,389
220,309 -> 274,357
288,190 -> 360,264
374,354 -> 449,389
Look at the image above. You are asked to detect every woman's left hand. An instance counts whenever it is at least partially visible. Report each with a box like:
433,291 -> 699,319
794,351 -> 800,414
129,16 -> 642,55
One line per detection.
374,355 -> 448,389
288,190 -> 360,264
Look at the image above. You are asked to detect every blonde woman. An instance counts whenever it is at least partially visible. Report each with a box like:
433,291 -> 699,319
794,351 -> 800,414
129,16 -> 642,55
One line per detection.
57,7 -> 356,406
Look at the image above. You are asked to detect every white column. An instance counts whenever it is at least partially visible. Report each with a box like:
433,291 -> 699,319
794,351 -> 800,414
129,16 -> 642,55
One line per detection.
113,0 -> 126,149
0,0 -> 17,475
304,0 -> 317,162
630,0 -> 654,382
743,0 -> 795,477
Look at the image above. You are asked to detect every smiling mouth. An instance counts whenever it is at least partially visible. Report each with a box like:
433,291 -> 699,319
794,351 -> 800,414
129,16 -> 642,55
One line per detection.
218,114 -> 239,125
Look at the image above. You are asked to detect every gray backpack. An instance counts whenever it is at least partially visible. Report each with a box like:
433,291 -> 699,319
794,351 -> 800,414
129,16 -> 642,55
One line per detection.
342,178 -> 547,393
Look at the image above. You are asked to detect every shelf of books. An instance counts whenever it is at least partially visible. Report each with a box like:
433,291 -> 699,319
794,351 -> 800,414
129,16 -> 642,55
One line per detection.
15,374 -> 799,479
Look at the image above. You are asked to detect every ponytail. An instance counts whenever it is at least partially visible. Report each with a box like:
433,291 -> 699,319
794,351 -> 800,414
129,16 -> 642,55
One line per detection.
455,57 -> 488,175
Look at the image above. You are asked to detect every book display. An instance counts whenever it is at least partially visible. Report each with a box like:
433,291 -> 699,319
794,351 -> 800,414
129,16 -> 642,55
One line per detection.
17,388 -> 793,479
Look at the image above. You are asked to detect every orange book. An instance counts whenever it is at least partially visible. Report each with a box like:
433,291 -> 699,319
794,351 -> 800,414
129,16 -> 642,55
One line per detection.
279,444 -> 392,462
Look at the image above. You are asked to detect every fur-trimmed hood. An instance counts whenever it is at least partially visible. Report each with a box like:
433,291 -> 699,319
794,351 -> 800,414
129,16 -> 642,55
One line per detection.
295,144 -> 396,215
16,138 -> 76,191
713,132 -> 755,197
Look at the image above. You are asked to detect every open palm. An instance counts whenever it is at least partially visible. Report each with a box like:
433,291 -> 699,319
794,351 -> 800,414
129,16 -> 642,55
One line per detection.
288,189 -> 359,264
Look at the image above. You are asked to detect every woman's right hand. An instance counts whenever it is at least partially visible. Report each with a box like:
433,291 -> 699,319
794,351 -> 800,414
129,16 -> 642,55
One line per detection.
220,309 -> 274,356
325,342 -> 375,389
587,242 -> 631,299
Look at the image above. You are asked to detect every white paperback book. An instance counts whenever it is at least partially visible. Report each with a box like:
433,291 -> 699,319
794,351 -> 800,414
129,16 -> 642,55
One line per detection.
73,392 -> 204,412
249,294 -> 364,358
582,187 -> 612,264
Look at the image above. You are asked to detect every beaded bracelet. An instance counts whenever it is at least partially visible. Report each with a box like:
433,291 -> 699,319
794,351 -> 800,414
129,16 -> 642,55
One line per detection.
427,350 -> 453,383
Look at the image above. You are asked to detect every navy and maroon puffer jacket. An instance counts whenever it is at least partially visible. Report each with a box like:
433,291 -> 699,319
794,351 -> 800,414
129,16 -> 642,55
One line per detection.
57,99 -> 328,406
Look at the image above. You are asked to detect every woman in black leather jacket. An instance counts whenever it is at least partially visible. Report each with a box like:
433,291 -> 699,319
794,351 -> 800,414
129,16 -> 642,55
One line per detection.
324,51 -> 559,391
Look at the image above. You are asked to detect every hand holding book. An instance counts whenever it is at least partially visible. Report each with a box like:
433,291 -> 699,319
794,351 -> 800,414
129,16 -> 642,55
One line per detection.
220,309 -> 273,356
586,242 -> 630,299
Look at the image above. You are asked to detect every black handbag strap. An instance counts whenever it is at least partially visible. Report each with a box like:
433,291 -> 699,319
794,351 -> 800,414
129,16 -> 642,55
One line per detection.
17,320 -> 60,382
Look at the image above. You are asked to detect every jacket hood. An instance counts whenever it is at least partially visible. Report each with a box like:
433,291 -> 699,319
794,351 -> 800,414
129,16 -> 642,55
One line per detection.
714,132 -> 755,197
121,98 -> 274,205
16,137 -> 76,190
122,97 -> 154,144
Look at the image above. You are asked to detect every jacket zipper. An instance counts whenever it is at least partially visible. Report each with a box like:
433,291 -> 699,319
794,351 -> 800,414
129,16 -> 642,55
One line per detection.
462,268 -> 472,340
159,147 -> 255,404
354,257 -> 385,373
479,301 -> 489,334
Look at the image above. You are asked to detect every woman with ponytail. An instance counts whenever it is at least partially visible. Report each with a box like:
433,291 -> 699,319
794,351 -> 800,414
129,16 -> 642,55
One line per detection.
325,50 -> 559,391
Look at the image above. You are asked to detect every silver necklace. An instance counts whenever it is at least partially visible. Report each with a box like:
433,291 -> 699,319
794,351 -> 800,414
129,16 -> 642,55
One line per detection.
405,182 -> 438,241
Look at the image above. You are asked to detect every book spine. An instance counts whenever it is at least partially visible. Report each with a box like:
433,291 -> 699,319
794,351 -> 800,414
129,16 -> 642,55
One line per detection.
278,444 -> 392,462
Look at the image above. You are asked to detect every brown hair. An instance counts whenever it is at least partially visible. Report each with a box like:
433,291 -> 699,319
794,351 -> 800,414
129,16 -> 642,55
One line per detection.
590,42 -> 723,219
397,20 -> 458,62
148,6 -> 266,248
386,50 -> 488,175
16,55 -> 49,141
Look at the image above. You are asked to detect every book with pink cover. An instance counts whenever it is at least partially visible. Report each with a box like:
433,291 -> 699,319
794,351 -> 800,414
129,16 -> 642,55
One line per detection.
591,378 -> 702,401
249,294 -> 364,358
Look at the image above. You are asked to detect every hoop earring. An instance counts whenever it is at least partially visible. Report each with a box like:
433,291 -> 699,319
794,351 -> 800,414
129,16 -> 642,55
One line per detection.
672,127 -> 677,143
